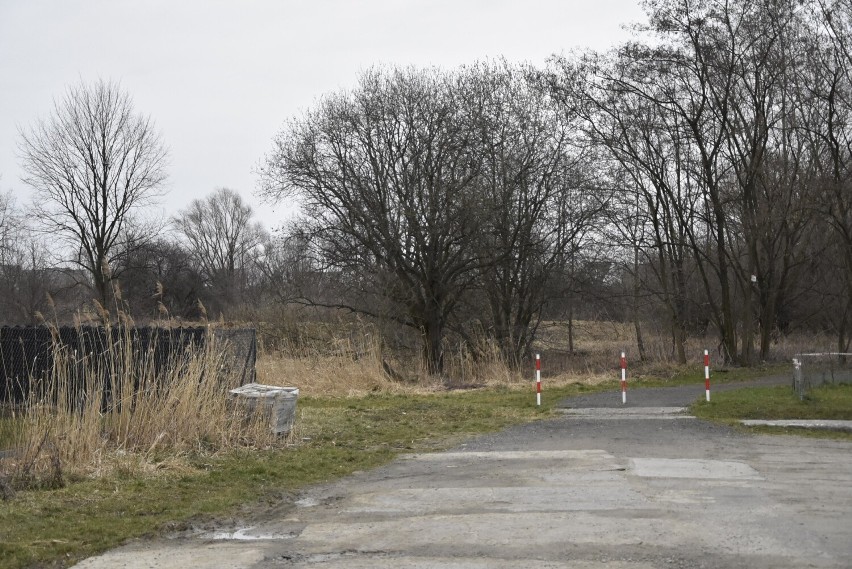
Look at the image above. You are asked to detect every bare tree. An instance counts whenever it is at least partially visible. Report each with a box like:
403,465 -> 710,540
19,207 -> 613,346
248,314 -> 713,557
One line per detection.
18,79 -> 168,307
173,187 -> 267,315
547,0 -> 820,365
0,188 -> 16,264
547,52 -> 703,363
112,236 -> 208,321
808,0 -> 852,352
257,231 -> 322,306
0,190 -> 64,323
460,61 -> 602,365
260,67 -> 483,376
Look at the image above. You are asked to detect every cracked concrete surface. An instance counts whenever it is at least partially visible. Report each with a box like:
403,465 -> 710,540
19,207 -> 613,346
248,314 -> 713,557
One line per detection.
74,385 -> 852,569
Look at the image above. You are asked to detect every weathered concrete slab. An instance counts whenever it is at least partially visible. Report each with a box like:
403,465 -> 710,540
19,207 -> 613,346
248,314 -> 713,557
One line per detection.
295,511 -> 669,549
276,559 -> 658,569
73,542 -> 266,569
741,419 -> 852,432
563,407 -> 689,415
629,458 -> 763,480
74,386 -> 852,569
339,485 -> 648,515
402,449 -> 616,461
560,407 -> 695,419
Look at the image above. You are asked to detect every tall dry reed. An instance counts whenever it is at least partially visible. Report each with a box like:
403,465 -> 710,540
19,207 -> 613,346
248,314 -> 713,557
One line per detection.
1,321 -> 276,489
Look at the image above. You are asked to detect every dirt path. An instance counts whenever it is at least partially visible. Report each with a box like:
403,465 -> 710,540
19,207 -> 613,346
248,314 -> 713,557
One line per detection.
75,378 -> 852,569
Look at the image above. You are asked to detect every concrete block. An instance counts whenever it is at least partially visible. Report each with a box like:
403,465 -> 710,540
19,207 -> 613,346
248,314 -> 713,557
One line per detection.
229,383 -> 299,435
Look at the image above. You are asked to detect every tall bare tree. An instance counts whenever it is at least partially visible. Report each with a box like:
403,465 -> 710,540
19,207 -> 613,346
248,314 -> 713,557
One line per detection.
548,0 -> 818,365
0,188 -> 16,265
809,0 -> 852,351
18,79 -> 168,307
173,187 -> 267,315
547,52 -> 703,363
460,61 -> 602,365
260,67 -> 483,376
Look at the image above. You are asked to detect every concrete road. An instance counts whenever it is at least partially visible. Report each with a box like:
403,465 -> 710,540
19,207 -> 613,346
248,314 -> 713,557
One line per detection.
76,385 -> 852,569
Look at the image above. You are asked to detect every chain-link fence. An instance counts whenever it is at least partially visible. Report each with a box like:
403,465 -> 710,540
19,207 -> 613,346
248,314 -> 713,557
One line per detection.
792,353 -> 852,400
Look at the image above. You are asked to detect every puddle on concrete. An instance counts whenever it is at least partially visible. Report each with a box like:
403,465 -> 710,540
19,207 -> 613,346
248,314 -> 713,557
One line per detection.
295,497 -> 320,507
208,527 -> 296,541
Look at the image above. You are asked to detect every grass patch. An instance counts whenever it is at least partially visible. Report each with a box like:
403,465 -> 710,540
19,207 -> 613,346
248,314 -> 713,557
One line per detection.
691,383 -> 852,440
634,362 -> 789,388
0,384 -> 587,569
691,383 -> 852,421
743,425 -> 852,441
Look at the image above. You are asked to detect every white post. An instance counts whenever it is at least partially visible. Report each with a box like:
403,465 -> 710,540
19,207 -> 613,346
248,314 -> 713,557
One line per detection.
620,351 -> 627,404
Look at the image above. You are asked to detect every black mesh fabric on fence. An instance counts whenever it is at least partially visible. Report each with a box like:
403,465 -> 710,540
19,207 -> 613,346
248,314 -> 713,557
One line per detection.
0,326 -> 256,405
214,328 -> 257,386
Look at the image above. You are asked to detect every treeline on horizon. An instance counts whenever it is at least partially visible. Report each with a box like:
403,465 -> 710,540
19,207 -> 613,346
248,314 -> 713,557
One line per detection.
1,0 -> 851,374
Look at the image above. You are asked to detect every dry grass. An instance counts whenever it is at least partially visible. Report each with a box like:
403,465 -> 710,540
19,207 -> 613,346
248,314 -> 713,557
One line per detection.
769,331 -> 848,360
4,312 -> 828,487
1,322 -> 277,490
255,320 -> 640,397
533,320 -> 707,386
257,332 -> 414,397
254,310 -> 651,395
255,314 -> 532,396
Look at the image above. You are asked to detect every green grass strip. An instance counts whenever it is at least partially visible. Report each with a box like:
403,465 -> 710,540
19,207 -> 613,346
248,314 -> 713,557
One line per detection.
691,383 -> 852,421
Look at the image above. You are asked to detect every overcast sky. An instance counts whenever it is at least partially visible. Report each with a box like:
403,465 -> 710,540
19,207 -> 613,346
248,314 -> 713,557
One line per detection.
0,0 -> 645,231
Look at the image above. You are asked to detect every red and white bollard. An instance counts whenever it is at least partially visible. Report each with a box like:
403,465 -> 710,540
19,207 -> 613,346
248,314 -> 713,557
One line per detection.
535,353 -> 541,406
704,349 -> 711,402
620,351 -> 627,404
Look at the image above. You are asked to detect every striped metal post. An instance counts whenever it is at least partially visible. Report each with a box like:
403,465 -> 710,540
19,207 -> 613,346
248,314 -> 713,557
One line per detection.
704,349 -> 711,402
536,353 -> 541,406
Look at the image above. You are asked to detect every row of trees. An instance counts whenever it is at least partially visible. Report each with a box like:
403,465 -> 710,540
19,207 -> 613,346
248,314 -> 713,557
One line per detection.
260,64 -> 601,373
261,0 -> 852,371
544,0 -> 852,364
0,80 -> 268,324
0,181 -> 268,325
3,0 -> 851,375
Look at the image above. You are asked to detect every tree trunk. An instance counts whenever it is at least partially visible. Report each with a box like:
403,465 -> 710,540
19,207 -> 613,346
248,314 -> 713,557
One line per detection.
740,275 -> 755,367
633,246 -> 647,362
422,312 -> 445,377
839,298 -> 851,356
567,298 -> 575,356
759,285 -> 777,362
844,253 -> 852,355
716,229 -> 738,365
93,255 -> 114,311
